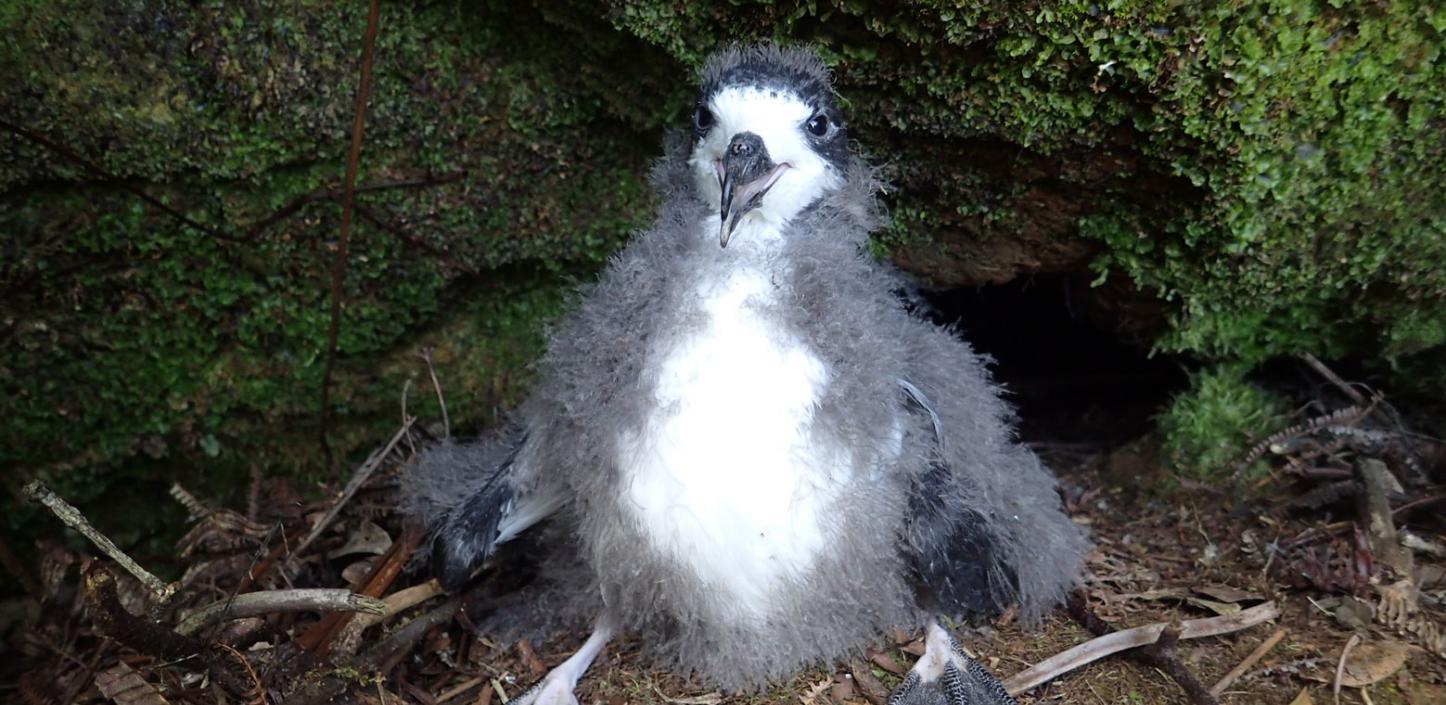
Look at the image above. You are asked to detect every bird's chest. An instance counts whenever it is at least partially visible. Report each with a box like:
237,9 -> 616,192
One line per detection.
614,265 -> 848,618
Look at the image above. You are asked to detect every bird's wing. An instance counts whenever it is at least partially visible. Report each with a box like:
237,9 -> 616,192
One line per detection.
898,379 -> 1017,617
402,430 -> 565,591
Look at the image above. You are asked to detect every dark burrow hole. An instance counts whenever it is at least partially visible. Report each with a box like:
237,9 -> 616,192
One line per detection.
916,273 -> 1187,449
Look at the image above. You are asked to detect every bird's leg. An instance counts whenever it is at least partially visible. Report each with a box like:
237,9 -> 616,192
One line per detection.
886,621 -> 1017,705
510,619 -> 614,705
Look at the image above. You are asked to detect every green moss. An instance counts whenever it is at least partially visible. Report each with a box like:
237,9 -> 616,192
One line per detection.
1158,365 -> 1286,479
2,1 -> 1442,507
1,0 -> 662,479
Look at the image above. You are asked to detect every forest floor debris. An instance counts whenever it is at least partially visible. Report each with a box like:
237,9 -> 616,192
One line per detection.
5,401 -> 1444,705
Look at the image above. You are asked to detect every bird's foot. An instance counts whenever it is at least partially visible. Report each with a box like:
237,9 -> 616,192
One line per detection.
510,673 -> 582,705
886,623 -> 1017,705
508,621 -> 613,705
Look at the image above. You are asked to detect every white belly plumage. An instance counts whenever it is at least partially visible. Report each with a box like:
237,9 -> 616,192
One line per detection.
616,261 -> 850,621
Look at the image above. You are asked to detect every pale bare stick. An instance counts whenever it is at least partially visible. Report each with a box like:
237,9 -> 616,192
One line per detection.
434,676 -> 484,704
1209,627 -> 1286,696
1333,633 -> 1360,705
1299,352 -> 1367,405
334,579 -> 444,653
1002,601 -> 1280,695
22,480 -> 176,603
420,347 -> 451,439
290,417 -> 415,561
176,588 -> 387,636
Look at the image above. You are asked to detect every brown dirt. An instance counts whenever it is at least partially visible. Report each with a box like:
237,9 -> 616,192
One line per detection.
5,435 -> 1443,705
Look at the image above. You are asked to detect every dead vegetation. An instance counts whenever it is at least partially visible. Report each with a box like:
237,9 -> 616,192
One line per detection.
4,356 -> 1443,705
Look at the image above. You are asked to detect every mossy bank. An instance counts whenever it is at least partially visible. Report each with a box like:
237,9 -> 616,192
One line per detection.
3,0 -> 1442,512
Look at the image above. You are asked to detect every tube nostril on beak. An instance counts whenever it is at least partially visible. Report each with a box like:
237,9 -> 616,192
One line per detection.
727,132 -> 763,157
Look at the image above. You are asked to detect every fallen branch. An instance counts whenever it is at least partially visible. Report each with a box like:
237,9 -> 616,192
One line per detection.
1137,625 -> 1216,705
241,171 -> 466,240
1002,597 -> 1279,697
1209,627 -> 1286,696
0,116 -> 235,242
319,0 -> 384,472
334,579 -> 444,653
1299,352 -> 1368,406
1333,633 -> 1361,705
361,595 -> 462,671
1358,458 -> 1412,576
435,676 -> 485,704
176,589 -> 387,636
24,480 -> 176,604
291,416 -> 415,560
353,203 -> 479,275
294,523 -> 423,657
420,346 -> 452,438
82,566 -> 201,659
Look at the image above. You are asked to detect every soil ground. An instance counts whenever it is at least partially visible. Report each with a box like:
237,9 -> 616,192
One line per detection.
5,289 -> 1443,704
6,427 -> 1444,705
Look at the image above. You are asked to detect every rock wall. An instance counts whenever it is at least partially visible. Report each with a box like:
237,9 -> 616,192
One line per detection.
3,1 -> 1441,494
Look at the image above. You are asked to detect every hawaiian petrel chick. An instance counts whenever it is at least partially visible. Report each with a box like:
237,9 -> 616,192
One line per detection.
404,44 -> 1088,705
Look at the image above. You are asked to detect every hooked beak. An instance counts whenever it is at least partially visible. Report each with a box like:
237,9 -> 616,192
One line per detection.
716,131 -> 790,248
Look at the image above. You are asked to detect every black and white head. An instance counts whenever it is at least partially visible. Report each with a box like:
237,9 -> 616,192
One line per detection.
689,45 -> 850,247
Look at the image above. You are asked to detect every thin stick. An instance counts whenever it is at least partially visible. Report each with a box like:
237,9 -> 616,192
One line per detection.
241,171 -> 466,239
1138,625 -> 1216,705
435,677 -> 485,704
334,579 -> 444,653
421,347 -> 451,438
1001,601 -> 1280,695
0,116 -> 235,242
1333,633 -> 1360,705
1209,627 -> 1286,696
351,579 -> 442,630
361,595 -> 462,670
292,417 -> 415,559
22,481 -> 175,603
401,378 -> 417,453
1299,353 -> 1367,405
319,0 -> 383,472
353,203 -> 480,275
176,588 -> 387,636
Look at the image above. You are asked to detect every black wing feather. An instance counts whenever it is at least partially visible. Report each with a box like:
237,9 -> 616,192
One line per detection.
430,436 -> 523,591
900,381 -> 1017,617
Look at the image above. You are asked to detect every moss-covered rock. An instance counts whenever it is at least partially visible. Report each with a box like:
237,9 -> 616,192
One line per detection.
602,1 -> 1444,362
2,1 -> 1442,498
1,1 -> 665,486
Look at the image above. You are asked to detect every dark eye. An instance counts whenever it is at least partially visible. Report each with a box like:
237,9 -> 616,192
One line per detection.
693,105 -> 714,132
806,112 -> 832,137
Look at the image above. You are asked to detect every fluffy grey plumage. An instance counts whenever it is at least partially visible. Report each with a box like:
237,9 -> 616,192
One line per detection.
401,44 -> 1087,696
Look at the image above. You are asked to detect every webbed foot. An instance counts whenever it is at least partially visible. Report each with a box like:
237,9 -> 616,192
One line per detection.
886,623 -> 1016,705
509,620 -> 613,705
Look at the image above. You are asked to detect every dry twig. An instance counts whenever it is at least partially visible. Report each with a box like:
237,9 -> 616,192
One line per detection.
291,417 -> 415,560
0,116 -> 234,242
1002,596 -> 1279,698
319,0 -> 384,471
334,579 -> 444,653
1333,633 -> 1361,705
420,346 -> 451,438
294,523 -> 423,656
1299,353 -> 1368,406
23,480 -> 176,604
1209,627 -> 1286,696
176,588 -> 386,636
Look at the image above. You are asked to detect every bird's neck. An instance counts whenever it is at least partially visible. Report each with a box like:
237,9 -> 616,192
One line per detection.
702,212 -> 790,260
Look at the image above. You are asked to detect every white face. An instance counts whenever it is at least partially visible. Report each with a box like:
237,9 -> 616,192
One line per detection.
688,86 -> 843,233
